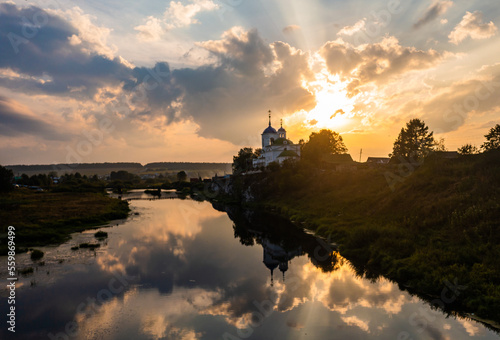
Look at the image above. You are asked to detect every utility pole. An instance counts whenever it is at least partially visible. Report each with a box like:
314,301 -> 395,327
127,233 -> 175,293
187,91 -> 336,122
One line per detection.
359,148 -> 362,162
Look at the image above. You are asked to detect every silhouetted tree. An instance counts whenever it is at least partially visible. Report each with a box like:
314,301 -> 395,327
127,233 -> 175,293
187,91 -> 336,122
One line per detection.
267,161 -> 280,172
481,124 -> 500,151
110,170 -> 138,182
458,144 -> 479,155
391,119 -> 435,161
177,171 -> 187,182
19,174 -> 29,185
254,148 -> 263,158
302,129 -> 348,164
0,165 -> 14,192
434,137 -> 447,151
29,175 -> 40,186
233,147 -> 257,174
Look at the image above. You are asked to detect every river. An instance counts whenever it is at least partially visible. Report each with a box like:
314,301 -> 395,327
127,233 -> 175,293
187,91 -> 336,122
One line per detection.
1,192 -> 498,339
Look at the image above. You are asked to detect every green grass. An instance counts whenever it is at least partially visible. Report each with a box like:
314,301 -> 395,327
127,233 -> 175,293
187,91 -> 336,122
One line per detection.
0,189 -> 129,254
227,150 -> 500,324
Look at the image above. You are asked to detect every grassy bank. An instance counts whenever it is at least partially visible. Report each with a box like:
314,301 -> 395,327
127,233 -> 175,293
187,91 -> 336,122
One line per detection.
228,150 -> 500,324
0,189 -> 129,254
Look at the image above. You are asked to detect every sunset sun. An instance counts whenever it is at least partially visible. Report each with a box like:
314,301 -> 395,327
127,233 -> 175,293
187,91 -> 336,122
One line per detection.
301,72 -> 356,131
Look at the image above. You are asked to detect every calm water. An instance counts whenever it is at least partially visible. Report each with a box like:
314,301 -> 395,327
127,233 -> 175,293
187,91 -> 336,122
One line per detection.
1,195 -> 499,339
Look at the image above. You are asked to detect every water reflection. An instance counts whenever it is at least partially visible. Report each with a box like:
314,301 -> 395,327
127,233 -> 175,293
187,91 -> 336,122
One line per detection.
0,199 -> 498,340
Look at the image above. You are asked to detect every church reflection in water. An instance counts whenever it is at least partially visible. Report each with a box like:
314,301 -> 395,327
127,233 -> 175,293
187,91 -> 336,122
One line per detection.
261,235 -> 302,285
215,203 -> 342,284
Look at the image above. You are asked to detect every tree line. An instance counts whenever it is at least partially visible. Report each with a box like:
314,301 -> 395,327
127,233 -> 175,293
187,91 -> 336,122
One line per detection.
233,120 -> 500,173
0,168 -> 196,193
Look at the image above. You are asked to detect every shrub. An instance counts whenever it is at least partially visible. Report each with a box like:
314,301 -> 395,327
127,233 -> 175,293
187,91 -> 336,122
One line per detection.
79,243 -> 100,250
94,231 -> 108,239
30,249 -> 44,261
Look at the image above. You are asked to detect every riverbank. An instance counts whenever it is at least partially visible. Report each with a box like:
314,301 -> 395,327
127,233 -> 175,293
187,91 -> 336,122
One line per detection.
216,150 -> 500,326
0,189 -> 130,254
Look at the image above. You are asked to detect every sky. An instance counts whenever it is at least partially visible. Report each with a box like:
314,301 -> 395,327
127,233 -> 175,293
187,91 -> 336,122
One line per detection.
0,0 -> 499,165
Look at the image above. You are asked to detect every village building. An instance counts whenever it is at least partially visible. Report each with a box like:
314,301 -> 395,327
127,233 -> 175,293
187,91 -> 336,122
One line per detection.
322,153 -> 357,171
366,157 -> 390,165
253,112 -> 301,168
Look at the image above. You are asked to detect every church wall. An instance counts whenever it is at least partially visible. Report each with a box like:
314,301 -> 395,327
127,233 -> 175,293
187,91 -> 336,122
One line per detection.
262,132 -> 279,148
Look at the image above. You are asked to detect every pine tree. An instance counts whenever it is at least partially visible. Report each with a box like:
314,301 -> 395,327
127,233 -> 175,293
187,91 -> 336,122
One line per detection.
391,119 -> 435,161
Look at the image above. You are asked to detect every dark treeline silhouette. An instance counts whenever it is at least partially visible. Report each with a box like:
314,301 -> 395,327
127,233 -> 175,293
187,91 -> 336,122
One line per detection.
145,162 -> 231,171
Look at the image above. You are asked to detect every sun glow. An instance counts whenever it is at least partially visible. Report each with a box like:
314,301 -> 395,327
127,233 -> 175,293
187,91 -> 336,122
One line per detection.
283,69 -> 358,141
301,71 -> 356,129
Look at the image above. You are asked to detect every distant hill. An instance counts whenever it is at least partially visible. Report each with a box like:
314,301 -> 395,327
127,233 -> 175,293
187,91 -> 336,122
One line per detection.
5,162 -> 232,177
6,162 -> 143,172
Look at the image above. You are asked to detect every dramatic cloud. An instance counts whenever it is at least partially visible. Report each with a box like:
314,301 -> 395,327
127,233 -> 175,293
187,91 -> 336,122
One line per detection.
449,11 -> 498,44
320,37 -> 442,96
134,0 -> 218,41
164,0 -> 218,29
414,1 -> 453,29
403,64 -> 500,133
0,4 -> 316,147
134,16 -> 164,41
0,4 -> 131,97
337,19 -> 366,36
1,1 -> 499,164
0,96 -> 70,141
52,7 -> 118,59
198,27 -> 274,76
173,28 -> 316,143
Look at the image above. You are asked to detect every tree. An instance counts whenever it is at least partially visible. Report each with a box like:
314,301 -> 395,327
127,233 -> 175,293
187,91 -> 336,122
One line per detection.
176,171 -> 187,182
481,124 -> 500,151
301,129 -> 348,164
19,173 -> 29,185
0,165 -> 14,192
298,139 -> 305,152
458,144 -> 479,155
267,161 -> 280,172
110,170 -> 137,181
254,148 -> 263,158
434,137 -> 447,151
391,119 -> 435,161
233,147 -> 257,174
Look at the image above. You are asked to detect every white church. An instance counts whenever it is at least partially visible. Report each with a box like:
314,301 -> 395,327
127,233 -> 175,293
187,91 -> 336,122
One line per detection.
253,112 -> 301,168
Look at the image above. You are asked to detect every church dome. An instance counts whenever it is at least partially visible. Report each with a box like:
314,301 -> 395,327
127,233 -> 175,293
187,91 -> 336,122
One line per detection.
277,119 -> 286,138
263,126 -> 277,134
